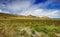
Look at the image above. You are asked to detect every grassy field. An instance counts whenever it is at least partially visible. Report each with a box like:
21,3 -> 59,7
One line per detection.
0,19 -> 60,37
0,13 -> 60,37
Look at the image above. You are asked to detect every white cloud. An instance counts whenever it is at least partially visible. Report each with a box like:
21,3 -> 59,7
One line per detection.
0,10 -> 2,12
0,9 -> 9,13
20,9 -> 59,18
6,0 -> 34,11
0,0 -> 60,18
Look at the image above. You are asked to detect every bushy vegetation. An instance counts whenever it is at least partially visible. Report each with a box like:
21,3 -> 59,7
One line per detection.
0,19 -> 60,37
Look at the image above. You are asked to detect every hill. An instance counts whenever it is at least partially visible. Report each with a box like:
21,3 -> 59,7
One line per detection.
0,12 -> 60,20
0,12 -> 39,20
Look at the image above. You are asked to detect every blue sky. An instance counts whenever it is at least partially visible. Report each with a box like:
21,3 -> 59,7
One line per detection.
0,0 -> 60,18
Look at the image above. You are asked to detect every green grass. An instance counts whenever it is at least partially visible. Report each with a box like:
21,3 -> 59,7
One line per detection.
0,19 -> 60,37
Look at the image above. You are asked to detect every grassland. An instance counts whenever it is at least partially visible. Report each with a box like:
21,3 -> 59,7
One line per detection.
0,13 -> 60,37
0,19 -> 60,37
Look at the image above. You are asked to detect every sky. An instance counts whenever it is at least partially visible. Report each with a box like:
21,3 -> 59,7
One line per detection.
0,0 -> 60,18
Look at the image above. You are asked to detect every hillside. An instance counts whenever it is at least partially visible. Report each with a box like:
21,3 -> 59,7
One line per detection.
0,12 -> 60,20
0,12 -> 39,20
